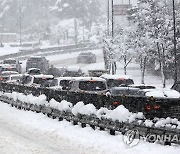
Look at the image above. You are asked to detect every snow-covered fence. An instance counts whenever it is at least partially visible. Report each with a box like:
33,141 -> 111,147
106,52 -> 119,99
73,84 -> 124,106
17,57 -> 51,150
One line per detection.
1,93 -> 180,145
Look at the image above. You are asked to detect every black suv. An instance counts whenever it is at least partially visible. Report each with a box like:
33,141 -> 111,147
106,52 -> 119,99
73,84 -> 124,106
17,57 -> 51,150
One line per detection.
26,57 -> 49,73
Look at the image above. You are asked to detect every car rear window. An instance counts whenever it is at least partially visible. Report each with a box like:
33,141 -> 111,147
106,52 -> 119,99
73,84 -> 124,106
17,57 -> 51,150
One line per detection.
59,80 -> 72,88
33,77 -> 52,84
107,79 -> 134,88
79,81 -> 106,91
50,79 -> 58,87
3,60 -> 16,64
27,57 -> 44,62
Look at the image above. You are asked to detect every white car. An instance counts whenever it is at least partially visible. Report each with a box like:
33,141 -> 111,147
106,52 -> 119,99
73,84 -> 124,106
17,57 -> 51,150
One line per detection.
49,77 -> 75,90
22,74 -> 54,87
6,74 -> 23,84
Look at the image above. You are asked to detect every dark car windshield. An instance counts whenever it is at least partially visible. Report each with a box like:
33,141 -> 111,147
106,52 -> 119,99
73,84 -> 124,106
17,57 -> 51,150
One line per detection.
79,81 -> 106,91
80,52 -> 92,56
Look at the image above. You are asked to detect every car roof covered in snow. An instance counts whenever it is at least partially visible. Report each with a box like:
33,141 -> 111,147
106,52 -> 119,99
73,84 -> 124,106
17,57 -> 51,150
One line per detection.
32,74 -> 54,79
100,74 -> 132,80
73,77 -> 106,82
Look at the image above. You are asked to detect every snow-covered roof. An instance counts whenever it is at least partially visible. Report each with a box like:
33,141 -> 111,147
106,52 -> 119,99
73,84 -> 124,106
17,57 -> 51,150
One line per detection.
28,68 -> 41,71
100,74 -> 132,80
142,89 -> 180,98
33,74 -> 54,79
73,77 -> 106,82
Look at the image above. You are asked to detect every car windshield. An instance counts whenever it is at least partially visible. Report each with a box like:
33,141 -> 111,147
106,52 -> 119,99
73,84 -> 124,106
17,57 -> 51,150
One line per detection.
81,52 -> 91,55
28,57 -> 44,62
79,81 -> 106,91
3,60 -> 16,64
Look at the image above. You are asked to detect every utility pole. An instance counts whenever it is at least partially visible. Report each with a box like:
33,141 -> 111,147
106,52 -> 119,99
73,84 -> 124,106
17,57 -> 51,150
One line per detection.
172,0 -> 178,83
18,0 -> 22,46
111,0 -> 114,38
107,0 -> 110,35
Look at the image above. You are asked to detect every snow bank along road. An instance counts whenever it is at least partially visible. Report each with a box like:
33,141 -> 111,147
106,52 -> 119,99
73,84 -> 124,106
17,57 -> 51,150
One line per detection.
0,101 -> 180,154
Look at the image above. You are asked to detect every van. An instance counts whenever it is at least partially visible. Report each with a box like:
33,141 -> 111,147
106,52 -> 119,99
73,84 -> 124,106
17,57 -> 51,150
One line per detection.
70,77 -> 107,94
26,56 -> 49,73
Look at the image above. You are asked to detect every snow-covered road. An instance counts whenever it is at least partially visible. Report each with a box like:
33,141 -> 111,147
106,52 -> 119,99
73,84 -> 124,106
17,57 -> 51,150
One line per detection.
0,102 -> 105,154
0,102 -> 180,154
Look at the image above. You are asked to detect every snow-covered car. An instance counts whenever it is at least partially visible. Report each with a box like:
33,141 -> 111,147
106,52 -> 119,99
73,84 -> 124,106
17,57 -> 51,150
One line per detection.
5,74 -> 23,84
49,77 -> 75,90
70,77 -> 108,94
19,42 -> 40,51
63,66 -> 84,77
27,68 -> 41,75
2,59 -> 22,73
138,89 -> 180,98
0,71 -> 19,82
26,56 -> 49,73
77,52 -> 96,64
88,69 -> 108,77
100,74 -> 134,88
21,74 -> 54,87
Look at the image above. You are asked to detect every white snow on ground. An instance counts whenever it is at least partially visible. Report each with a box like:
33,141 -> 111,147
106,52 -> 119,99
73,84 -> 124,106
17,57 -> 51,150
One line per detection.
0,102 -> 180,154
0,44 -> 20,56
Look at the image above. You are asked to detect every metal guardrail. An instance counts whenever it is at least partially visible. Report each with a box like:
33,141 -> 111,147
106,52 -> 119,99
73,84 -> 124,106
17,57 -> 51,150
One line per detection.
0,82 -> 180,119
0,43 -> 98,61
0,94 -> 180,146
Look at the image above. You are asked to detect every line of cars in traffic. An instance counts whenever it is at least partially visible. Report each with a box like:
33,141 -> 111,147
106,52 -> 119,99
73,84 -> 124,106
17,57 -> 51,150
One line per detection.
0,56 -> 180,100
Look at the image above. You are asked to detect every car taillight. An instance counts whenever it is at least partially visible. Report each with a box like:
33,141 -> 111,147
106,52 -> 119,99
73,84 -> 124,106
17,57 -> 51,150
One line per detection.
117,78 -> 125,80
154,105 -> 160,109
113,101 -> 118,106
145,104 -> 151,110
